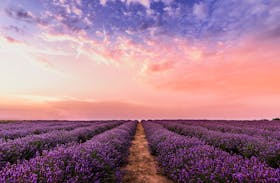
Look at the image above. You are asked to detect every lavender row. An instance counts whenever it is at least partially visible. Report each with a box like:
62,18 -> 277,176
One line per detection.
0,121 -> 137,183
220,120 -> 280,131
143,122 -> 280,182
0,122 -> 94,141
0,121 -> 104,132
157,121 -> 280,168
180,121 -> 280,141
189,120 -> 280,132
155,119 -> 280,132
0,121 -> 122,169
0,121 -> 73,131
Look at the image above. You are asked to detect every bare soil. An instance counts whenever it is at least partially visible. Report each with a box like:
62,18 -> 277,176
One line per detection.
121,122 -> 173,183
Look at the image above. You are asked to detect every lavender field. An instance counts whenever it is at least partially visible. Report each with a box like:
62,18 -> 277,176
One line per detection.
0,120 -> 137,182
143,120 -> 280,182
0,120 -> 279,182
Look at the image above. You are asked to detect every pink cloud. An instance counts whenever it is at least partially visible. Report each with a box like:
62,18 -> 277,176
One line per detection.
36,29 -> 280,101
3,36 -> 22,44
155,37 -> 280,97
0,97 -> 278,120
147,61 -> 174,72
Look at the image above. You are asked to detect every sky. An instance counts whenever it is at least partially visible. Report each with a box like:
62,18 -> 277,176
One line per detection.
0,0 -> 279,120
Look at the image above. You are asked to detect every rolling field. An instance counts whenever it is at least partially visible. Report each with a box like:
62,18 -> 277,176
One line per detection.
0,120 -> 279,182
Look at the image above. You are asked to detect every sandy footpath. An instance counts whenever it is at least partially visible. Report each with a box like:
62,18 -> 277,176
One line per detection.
121,122 -> 172,183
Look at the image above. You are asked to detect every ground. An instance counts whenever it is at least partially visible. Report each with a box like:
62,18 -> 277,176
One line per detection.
121,122 -> 172,183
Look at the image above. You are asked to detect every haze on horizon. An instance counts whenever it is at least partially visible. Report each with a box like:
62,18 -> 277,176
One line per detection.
0,0 -> 279,120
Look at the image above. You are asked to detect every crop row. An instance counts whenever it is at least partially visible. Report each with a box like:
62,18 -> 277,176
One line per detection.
0,121 -> 122,169
0,121 -> 137,183
0,122 -> 94,140
151,119 -> 280,132
157,121 -> 280,168
0,121 -> 70,131
197,120 -> 280,131
220,120 -> 280,131
143,122 -> 280,182
179,121 -> 280,141
192,122 -> 280,141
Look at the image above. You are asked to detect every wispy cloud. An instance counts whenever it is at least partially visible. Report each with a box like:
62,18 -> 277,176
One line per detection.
0,34 -> 69,77
5,6 -> 46,25
2,35 -> 22,44
5,7 -> 35,22
3,25 -> 24,34
193,2 -> 208,20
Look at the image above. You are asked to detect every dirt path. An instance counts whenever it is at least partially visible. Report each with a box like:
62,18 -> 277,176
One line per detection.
122,122 -> 172,183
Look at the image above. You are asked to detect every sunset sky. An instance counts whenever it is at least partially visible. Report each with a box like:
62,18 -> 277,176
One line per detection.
0,0 -> 279,120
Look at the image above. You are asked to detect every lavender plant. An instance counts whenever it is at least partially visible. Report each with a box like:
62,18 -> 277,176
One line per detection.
158,121 -> 280,168
0,121 -> 122,169
143,121 -> 280,182
0,121 -> 137,183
